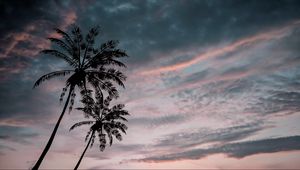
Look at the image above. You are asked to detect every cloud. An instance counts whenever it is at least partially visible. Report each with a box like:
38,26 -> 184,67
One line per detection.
0,1 -> 77,81
75,0 -> 300,68
0,77 -> 63,128
247,90 -> 300,115
0,126 -> 39,145
154,121 -> 266,149
128,113 -> 189,128
139,136 -> 300,162
140,20 -> 300,75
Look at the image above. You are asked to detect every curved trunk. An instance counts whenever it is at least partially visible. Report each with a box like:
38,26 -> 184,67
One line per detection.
74,131 -> 95,170
32,86 -> 74,170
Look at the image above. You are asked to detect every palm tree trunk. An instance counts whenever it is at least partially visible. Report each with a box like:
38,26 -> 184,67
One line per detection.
74,131 -> 95,170
32,86 -> 74,170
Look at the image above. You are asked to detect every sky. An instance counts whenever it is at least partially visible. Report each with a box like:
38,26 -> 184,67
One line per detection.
1,0 -> 300,169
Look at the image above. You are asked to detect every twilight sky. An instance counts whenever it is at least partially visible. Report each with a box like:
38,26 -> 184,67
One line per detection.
1,0 -> 300,169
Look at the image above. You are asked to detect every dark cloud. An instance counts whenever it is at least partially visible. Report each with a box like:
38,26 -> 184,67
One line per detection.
155,121 -> 265,149
139,135 -> 300,162
247,90 -> 300,115
0,77 -> 59,121
0,0 -> 54,36
0,126 -> 39,145
244,69 -> 300,115
76,0 -> 300,66
0,0 -> 79,81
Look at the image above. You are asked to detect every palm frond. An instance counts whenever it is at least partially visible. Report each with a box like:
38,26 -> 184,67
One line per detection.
102,58 -> 127,68
102,49 -> 128,58
100,40 -> 119,51
103,95 -> 113,107
114,121 -> 128,133
81,26 -> 100,67
54,28 -> 75,47
68,89 -> 76,113
40,49 -> 78,67
112,104 -> 125,111
98,133 -> 106,151
85,129 -> 93,142
104,125 -> 113,146
90,132 -> 96,147
48,37 -> 73,56
88,80 -> 104,109
71,25 -> 83,43
69,121 -> 95,131
100,81 -> 119,98
87,74 -> 119,98
59,86 -> 68,103
104,113 -> 128,123
111,129 -> 122,141
33,70 -> 73,88
117,116 -> 128,122
83,39 -> 128,69
78,89 -> 101,119
106,121 -> 128,133
85,50 -> 128,69
71,25 -> 83,66
87,69 -> 126,88
107,110 -> 130,117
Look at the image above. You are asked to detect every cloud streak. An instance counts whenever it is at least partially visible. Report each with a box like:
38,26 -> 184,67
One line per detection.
141,20 -> 300,75
139,136 -> 300,162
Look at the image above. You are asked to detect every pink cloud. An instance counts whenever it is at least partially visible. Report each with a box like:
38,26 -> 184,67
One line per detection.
0,118 -> 36,127
0,10 -> 77,81
0,10 -> 77,59
140,20 -> 300,76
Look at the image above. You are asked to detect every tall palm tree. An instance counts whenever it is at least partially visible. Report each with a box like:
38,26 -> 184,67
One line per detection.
32,25 -> 128,170
70,89 -> 129,170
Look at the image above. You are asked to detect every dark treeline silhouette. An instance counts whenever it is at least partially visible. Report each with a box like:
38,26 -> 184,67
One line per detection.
32,25 -> 128,169
70,88 -> 129,169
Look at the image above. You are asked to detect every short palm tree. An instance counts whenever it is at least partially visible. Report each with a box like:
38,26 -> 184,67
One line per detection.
32,25 -> 128,170
70,89 -> 129,170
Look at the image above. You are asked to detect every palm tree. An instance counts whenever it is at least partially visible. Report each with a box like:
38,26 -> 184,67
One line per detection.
70,89 -> 129,170
32,25 -> 128,170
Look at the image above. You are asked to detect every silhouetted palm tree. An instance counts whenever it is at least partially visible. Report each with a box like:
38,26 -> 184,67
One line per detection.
70,89 -> 129,170
32,25 -> 128,170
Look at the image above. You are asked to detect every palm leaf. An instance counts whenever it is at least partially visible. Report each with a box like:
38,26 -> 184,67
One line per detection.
109,110 -> 130,116
71,25 -> 83,65
103,125 -> 113,146
115,122 -> 128,132
111,129 -> 122,141
87,74 -> 119,98
48,37 -> 73,56
98,133 -> 106,151
88,79 -> 104,108
85,129 -> 93,142
112,104 -> 125,111
33,70 -> 73,88
69,121 -> 95,131
83,39 -> 128,69
54,28 -> 75,47
82,26 -> 100,67
87,69 -> 126,88
40,49 -> 78,67
85,50 -> 128,69
102,58 -> 127,68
